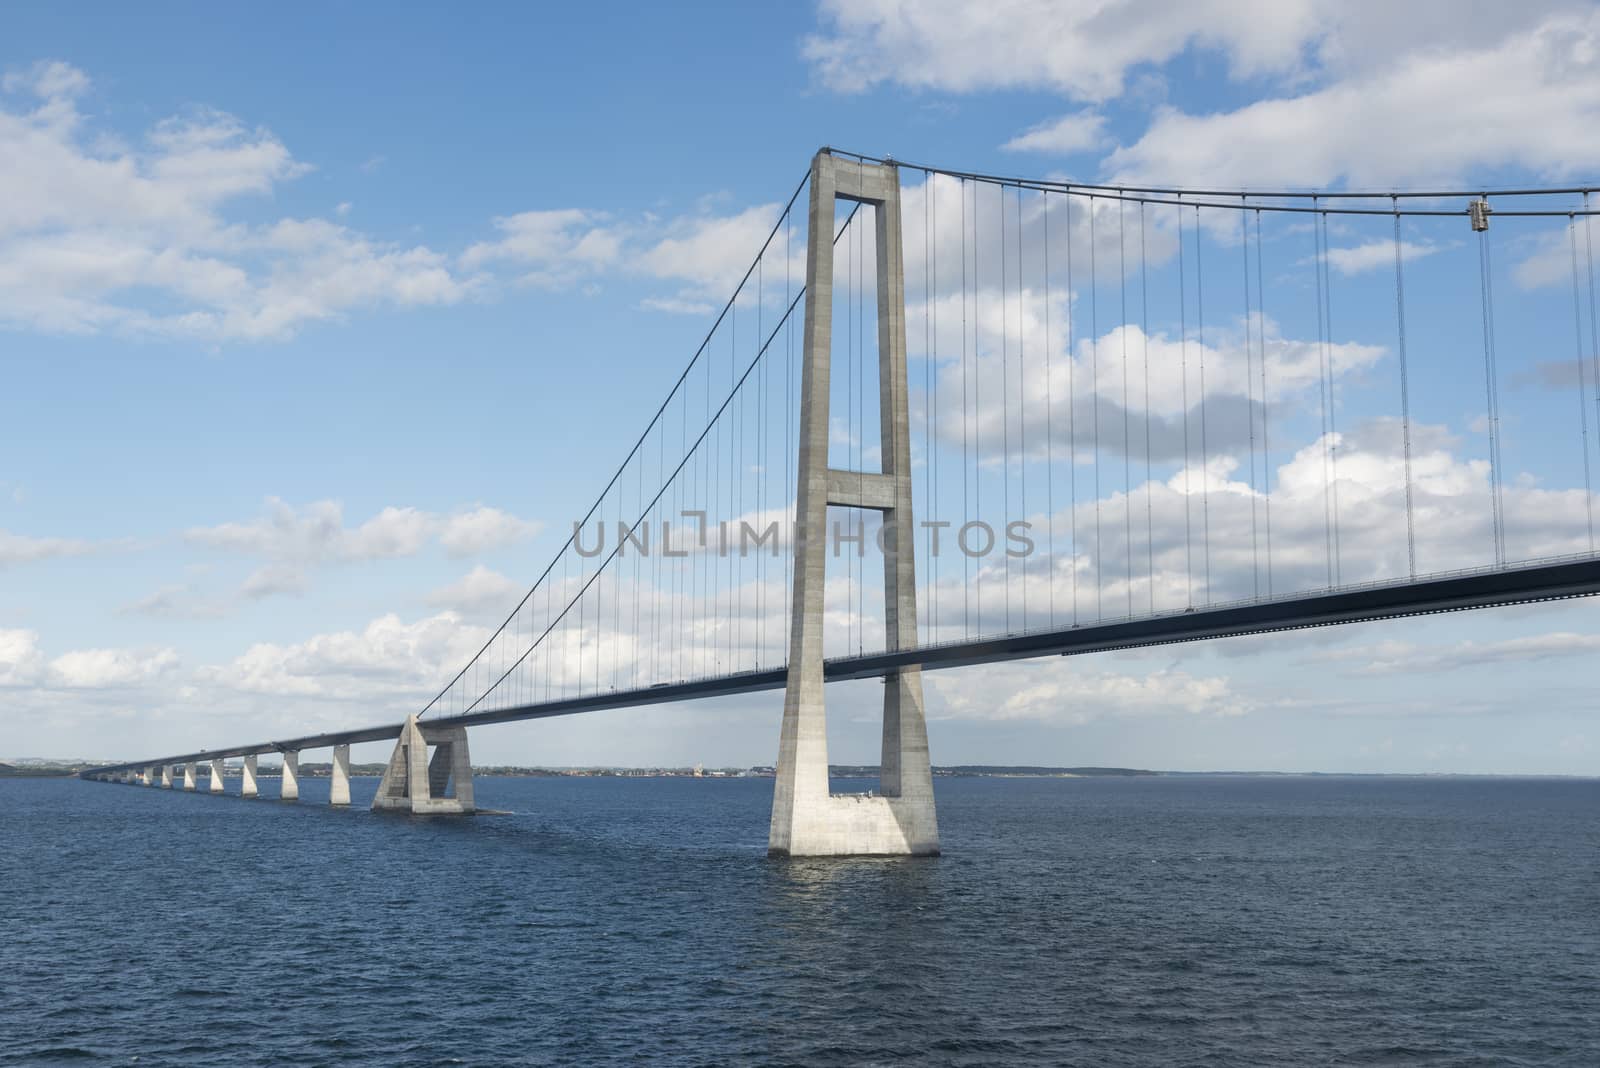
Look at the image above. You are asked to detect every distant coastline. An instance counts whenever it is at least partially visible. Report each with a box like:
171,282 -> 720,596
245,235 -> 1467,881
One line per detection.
5,759 -> 1593,780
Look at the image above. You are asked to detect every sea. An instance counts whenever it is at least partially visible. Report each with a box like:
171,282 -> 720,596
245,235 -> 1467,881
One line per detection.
1,774 -> 1595,1066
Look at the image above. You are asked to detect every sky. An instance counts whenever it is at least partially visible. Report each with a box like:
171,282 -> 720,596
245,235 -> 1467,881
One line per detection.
3,1 -> 1600,774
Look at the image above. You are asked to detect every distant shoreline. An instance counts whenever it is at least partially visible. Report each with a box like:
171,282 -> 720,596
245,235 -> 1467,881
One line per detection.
5,761 -> 1595,781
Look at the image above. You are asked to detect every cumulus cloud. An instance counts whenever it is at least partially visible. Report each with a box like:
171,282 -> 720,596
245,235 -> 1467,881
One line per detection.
0,62 -> 473,341
0,628 -> 45,686
1104,10 -> 1600,187
439,507 -> 545,557
202,611 -> 490,702
48,647 -> 179,688
928,658 -> 1248,723
1002,111 -> 1107,155
184,498 -> 542,564
1311,632 -> 1600,676
1322,239 -> 1440,276
803,0 -> 1329,98
459,209 -> 623,287
240,565 -> 309,600
1,627 -> 179,691
0,529 -> 99,568
427,565 -> 523,619
120,584 -> 231,620
460,196 -> 801,313
805,4 -> 1597,189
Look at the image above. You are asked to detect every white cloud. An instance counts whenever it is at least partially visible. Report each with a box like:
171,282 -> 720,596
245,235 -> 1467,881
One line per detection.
1313,632 -> 1600,676
1105,11 -> 1600,187
0,628 -> 45,686
1002,111 -> 1107,154
929,658 -> 1247,723
185,498 -> 542,564
438,507 -> 544,558
0,529 -> 98,567
120,584 -> 231,620
47,646 -> 178,689
459,209 -> 623,287
3,60 -> 91,99
1322,239 -> 1439,276
203,611 -> 490,702
427,565 -> 523,618
636,202 -> 799,302
0,62 -> 473,341
240,564 -> 308,600
803,0 -> 1329,98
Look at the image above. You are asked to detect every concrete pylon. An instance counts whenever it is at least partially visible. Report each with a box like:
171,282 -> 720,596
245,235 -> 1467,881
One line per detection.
280,751 -> 299,801
372,715 -> 475,814
161,765 -> 173,789
768,150 -> 939,857
182,763 -> 196,791
329,744 -> 351,806
209,758 -> 225,794
241,754 -> 258,798
142,766 -> 154,787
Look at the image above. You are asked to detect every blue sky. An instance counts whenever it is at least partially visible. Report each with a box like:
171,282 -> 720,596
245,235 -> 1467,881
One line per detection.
3,2 -> 1599,773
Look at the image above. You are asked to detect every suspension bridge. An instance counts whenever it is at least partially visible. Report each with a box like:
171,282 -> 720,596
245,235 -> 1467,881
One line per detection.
85,149 -> 1600,855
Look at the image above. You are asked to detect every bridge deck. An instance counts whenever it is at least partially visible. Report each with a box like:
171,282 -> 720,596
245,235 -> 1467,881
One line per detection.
85,556 -> 1600,776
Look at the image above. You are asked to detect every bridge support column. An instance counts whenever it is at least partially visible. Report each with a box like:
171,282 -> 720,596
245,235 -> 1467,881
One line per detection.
330,744 -> 350,806
241,754 -> 258,798
161,765 -> 173,789
769,150 -> 939,857
142,766 -> 154,786
182,763 -> 196,791
372,716 -> 475,814
280,751 -> 299,801
209,758 -> 225,794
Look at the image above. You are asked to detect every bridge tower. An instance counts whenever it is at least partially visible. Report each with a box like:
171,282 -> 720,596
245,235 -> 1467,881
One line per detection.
769,150 -> 939,857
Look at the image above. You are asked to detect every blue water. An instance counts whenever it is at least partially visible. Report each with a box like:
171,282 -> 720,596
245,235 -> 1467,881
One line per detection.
2,774 -> 1596,1065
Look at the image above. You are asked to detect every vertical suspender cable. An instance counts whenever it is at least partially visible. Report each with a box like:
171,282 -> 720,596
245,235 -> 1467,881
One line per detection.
1001,185 -> 1012,632
1195,205 -> 1212,601
784,204 -> 792,658
1018,185 -> 1028,628
1090,195 -> 1103,619
929,175 -> 939,640
1314,201 -> 1334,587
1141,202 -> 1154,613
1257,210 -> 1272,597
1571,212 -> 1595,551
1242,198 -> 1259,598
974,184 -> 983,635
1178,196 -> 1193,609
1393,200 -> 1417,578
1045,190 -> 1057,626
1478,210 -> 1506,565
961,178 -> 971,639
1119,196 -> 1133,615
857,175 -> 865,653
930,178 -> 939,643
1324,210 -> 1342,585
924,171 -> 933,645
1067,190 -> 1079,625
1587,193 -> 1600,480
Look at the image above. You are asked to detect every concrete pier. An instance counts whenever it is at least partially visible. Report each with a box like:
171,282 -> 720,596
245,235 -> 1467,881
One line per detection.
372,716 -> 475,814
209,757 -> 225,794
241,754 -> 258,798
161,765 -> 173,789
182,762 -> 196,791
280,751 -> 299,801
330,744 -> 351,806
142,766 -> 154,786
769,152 -> 939,857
